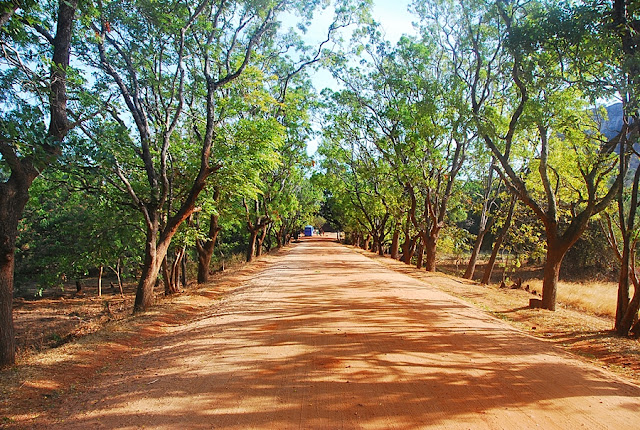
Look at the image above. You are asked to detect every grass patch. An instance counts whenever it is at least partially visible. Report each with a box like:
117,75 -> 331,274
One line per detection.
525,279 -> 618,318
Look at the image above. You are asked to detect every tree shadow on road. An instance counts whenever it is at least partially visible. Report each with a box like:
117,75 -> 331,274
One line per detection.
20,240 -> 640,429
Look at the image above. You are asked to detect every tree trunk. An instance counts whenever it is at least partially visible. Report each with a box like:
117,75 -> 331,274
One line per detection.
616,239 -> 632,331
362,235 -> 370,251
0,225 -> 17,368
377,233 -> 385,256
0,172 -> 33,368
256,226 -> 268,257
247,229 -> 258,262
371,241 -> 378,254
135,258 -> 161,312
424,229 -> 439,272
416,242 -> 424,269
390,226 -> 400,259
464,223 -> 491,280
181,250 -> 187,287
170,247 -> 185,293
619,283 -> 640,336
134,223 -> 164,312
481,197 -> 516,285
540,247 -> 564,311
109,259 -> 124,297
401,235 -> 417,265
98,265 -> 103,297
196,213 -> 220,284
615,160 -> 640,332
197,252 -> 211,284
276,225 -> 285,248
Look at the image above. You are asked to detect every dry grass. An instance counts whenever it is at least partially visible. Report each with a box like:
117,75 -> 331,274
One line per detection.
525,279 -> 618,318
437,254 -> 620,319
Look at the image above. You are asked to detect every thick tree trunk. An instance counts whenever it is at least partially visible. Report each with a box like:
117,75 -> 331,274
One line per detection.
0,227 -> 17,368
401,235 -> 417,264
540,247 -> 564,311
371,232 -> 380,254
134,222 -> 171,312
619,284 -> 640,336
196,213 -> 220,284
197,252 -> 211,284
0,180 -> 29,366
416,242 -> 424,269
390,226 -> 400,260
424,229 -> 439,272
135,256 -> 162,312
362,235 -> 370,251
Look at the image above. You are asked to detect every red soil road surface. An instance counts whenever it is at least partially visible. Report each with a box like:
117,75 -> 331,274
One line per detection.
37,237 -> 640,429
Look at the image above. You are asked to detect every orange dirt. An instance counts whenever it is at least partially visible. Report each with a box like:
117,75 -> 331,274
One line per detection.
3,237 -> 640,429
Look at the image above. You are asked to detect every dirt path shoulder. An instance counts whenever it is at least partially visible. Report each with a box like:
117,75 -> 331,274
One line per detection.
4,238 -> 640,429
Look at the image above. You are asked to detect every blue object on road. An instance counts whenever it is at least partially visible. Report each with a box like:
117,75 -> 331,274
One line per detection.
304,225 -> 314,236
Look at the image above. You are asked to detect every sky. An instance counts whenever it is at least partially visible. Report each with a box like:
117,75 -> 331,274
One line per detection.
293,0 -> 417,155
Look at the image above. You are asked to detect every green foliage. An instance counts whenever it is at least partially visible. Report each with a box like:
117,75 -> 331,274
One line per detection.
6,0 -> 635,303
16,162 -> 144,289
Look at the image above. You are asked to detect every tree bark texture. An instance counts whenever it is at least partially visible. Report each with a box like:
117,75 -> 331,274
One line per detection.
135,225 -> 162,311
256,226 -> 268,257
416,242 -> 424,269
247,229 -> 259,263
618,279 -> 640,336
464,228 -> 487,280
390,226 -> 400,260
196,212 -> 220,284
424,229 -> 439,272
540,249 -> 563,311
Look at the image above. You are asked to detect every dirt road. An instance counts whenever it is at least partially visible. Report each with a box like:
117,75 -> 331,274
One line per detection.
33,238 -> 640,429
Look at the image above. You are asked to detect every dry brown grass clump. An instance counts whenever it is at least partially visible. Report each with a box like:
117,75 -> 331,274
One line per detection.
525,280 -> 618,318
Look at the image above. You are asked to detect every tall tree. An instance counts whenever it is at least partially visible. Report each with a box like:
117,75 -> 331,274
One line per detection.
80,0 -> 290,311
417,0 -> 626,310
603,0 -> 640,334
0,0 -> 78,367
